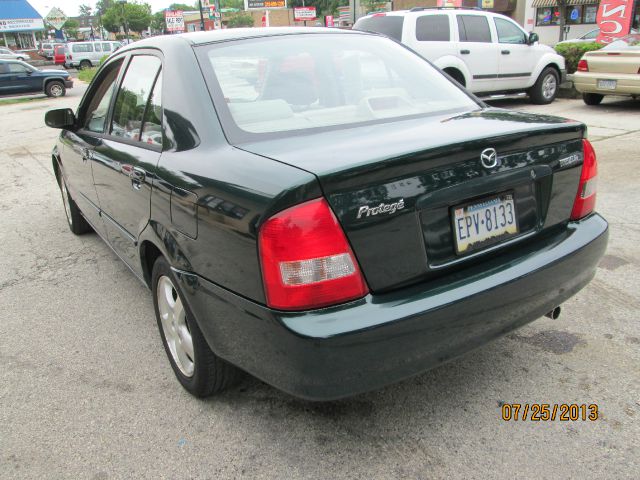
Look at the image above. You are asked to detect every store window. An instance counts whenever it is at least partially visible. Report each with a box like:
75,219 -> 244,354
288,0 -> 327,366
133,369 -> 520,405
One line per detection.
536,4 -> 598,26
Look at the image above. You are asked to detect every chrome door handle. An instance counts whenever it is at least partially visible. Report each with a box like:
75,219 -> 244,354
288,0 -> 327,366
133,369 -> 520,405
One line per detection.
130,167 -> 146,190
501,50 -> 511,55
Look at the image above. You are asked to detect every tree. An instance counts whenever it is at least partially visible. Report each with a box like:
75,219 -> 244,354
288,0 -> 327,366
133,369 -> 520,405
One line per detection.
95,0 -> 113,16
168,3 -> 196,10
150,11 -> 166,33
102,2 -> 152,34
79,4 -> 92,17
63,19 -> 80,38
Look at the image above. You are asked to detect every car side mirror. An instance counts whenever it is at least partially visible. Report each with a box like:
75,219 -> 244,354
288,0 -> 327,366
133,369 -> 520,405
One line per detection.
528,32 -> 539,45
45,108 -> 76,130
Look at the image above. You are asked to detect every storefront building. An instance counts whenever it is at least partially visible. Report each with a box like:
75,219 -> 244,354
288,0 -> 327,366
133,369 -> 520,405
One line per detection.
0,0 -> 44,49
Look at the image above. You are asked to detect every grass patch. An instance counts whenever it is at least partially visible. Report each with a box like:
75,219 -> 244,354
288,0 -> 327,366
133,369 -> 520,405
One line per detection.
0,95 -> 47,106
78,67 -> 98,83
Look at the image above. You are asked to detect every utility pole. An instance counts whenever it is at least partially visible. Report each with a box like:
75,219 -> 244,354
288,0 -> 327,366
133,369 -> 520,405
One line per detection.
557,0 -> 567,43
197,0 -> 206,31
118,0 -> 130,42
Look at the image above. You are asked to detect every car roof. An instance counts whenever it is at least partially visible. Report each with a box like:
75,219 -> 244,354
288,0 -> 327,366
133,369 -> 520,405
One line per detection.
373,8 -> 503,17
123,27 -> 366,49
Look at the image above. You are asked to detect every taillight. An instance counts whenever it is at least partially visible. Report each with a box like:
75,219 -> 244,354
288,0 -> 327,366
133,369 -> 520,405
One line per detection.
570,139 -> 597,220
577,59 -> 588,72
258,198 -> 369,311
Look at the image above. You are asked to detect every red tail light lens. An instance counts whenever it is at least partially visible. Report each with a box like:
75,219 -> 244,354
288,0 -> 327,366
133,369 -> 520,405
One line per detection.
570,139 -> 597,220
577,59 -> 588,72
259,198 -> 369,311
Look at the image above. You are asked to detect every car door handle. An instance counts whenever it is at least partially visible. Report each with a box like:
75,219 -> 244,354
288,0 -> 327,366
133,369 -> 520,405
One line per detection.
130,167 -> 146,190
82,148 -> 92,162
460,49 -> 470,55
501,50 -> 511,55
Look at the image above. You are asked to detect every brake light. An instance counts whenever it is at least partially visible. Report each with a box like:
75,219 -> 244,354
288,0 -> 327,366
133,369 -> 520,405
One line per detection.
258,198 -> 369,310
570,139 -> 597,220
577,59 -> 588,72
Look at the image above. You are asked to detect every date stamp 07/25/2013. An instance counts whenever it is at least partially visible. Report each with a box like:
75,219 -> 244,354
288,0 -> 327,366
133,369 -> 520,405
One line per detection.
500,403 -> 599,422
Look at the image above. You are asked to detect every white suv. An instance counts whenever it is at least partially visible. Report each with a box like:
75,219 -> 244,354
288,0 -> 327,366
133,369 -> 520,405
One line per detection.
354,8 -> 566,104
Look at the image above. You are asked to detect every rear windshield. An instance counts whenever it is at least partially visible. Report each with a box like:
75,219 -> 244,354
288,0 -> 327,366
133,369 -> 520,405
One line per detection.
196,34 -> 478,143
603,34 -> 640,50
353,15 -> 404,41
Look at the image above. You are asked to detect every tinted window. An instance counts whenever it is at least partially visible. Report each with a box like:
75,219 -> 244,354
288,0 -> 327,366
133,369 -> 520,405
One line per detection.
110,56 -> 162,141
141,72 -> 163,147
457,15 -> 492,43
353,16 -> 404,41
200,34 -> 477,140
494,18 -> 526,44
102,43 -> 111,52
7,63 -> 29,73
416,15 -> 450,41
83,59 -> 123,133
72,44 -> 93,53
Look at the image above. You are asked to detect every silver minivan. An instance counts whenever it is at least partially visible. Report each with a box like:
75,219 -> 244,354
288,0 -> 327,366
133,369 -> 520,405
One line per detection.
65,41 -> 123,69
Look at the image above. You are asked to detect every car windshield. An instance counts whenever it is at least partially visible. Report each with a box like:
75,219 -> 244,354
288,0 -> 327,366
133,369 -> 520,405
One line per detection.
603,34 -> 640,50
198,34 -> 478,141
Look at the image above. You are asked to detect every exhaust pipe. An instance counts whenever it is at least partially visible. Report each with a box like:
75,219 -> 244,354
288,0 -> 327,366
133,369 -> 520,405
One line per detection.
545,306 -> 561,320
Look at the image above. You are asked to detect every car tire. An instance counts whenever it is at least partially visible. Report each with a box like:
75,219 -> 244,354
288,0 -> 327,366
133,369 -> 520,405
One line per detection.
583,93 -> 604,105
152,256 -> 240,397
529,67 -> 559,105
79,60 -> 92,70
58,176 -> 92,235
45,81 -> 66,97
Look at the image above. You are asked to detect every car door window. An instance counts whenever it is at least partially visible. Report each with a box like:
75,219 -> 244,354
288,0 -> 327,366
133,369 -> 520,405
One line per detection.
110,55 -> 161,142
0,64 -> 9,74
494,18 -> 526,44
140,71 -> 163,147
416,15 -> 450,41
102,43 -> 111,52
457,15 -> 492,43
7,63 -> 29,74
82,59 -> 124,133
94,43 -> 102,52
73,44 -> 93,53
0,49 -> 9,54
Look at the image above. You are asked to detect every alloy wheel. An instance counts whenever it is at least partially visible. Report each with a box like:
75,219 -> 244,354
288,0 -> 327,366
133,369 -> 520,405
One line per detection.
157,275 -> 195,377
542,74 -> 557,100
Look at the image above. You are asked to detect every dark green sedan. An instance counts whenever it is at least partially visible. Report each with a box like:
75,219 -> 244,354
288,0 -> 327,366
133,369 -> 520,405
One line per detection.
45,28 -> 607,400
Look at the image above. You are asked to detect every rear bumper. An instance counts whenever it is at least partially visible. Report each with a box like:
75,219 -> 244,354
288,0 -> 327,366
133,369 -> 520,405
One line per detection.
64,79 -> 73,88
574,71 -> 640,95
176,214 -> 608,401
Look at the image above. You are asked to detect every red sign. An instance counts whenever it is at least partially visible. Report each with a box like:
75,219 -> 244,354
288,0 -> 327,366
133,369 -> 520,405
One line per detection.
294,6 -> 317,21
596,0 -> 634,43
325,15 -> 334,27
164,10 -> 185,32
436,0 -> 462,6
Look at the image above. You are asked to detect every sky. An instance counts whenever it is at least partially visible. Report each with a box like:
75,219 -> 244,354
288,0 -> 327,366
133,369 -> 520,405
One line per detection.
29,0 -> 178,17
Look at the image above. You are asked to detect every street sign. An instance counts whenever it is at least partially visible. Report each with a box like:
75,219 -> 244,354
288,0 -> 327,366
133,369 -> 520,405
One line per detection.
165,10 -> 185,32
45,7 -> 67,30
294,6 -> 317,22
596,0 -> 634,43
325,15 -> 334,27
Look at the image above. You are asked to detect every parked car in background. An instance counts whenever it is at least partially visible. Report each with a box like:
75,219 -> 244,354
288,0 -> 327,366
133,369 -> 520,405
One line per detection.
556,28 -> 599,45
65,41 -> 123,69
574,33 -> 640,105
353,8 -> 566,104
0,47 -> 27,61
0,60 -> 72,97
45,29 -> 607,400
53,45 -> 66,66
38,41 -> 65,59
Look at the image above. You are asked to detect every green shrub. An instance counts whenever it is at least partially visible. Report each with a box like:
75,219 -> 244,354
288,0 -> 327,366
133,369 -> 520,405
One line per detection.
100,54 -> 109,65
78,67 -> 98,83
226,14 -> 254,28
554,42 -> 604,74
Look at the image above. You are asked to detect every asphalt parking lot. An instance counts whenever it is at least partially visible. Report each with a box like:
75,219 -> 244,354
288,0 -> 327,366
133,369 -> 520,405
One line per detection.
0,91 -> 638,479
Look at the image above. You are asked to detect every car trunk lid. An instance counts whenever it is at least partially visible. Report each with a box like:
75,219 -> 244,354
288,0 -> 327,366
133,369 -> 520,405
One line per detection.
240,109 -> 586,293
585,50 -> 640,74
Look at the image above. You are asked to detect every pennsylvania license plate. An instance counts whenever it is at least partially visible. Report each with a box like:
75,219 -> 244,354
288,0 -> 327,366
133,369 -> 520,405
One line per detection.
452,193 -> 518,254
597,79 -> 617,90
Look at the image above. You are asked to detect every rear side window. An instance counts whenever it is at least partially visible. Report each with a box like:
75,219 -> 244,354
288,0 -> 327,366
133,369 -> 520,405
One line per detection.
457,15 -> 492,43
110,55 -> 162,142
94,43 -> 102,52
72,44 -> 93,53
416,15 -> 450,41
354,16 -> 404,41
494,18 -> 526,44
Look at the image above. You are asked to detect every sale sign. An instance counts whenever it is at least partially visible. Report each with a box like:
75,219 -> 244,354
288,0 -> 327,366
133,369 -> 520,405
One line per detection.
165,10 -> 185,32
596,0 -> 634,43
294,7 -> 317,22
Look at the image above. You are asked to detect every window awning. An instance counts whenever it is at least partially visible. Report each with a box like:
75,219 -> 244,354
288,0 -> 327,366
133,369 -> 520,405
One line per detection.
532,0 -> 599,7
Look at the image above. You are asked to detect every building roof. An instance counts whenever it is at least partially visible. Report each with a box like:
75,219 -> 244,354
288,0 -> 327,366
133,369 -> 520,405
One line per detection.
0,0 -> 42,19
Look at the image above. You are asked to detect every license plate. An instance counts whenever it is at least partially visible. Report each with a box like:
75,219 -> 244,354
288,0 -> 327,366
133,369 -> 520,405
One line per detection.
597,79 -> 617,90
452,193 -> 518,254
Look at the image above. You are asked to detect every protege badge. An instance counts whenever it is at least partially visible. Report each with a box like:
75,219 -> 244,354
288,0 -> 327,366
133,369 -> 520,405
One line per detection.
357,199 -> 405,219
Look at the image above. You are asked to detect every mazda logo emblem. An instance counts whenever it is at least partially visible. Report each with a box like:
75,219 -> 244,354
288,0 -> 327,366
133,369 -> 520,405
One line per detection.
480,148 -> 498,169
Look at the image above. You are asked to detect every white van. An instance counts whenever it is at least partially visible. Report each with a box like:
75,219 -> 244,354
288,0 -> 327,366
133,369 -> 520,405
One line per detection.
65,41 -> 123,69
354,8 -> 566,104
